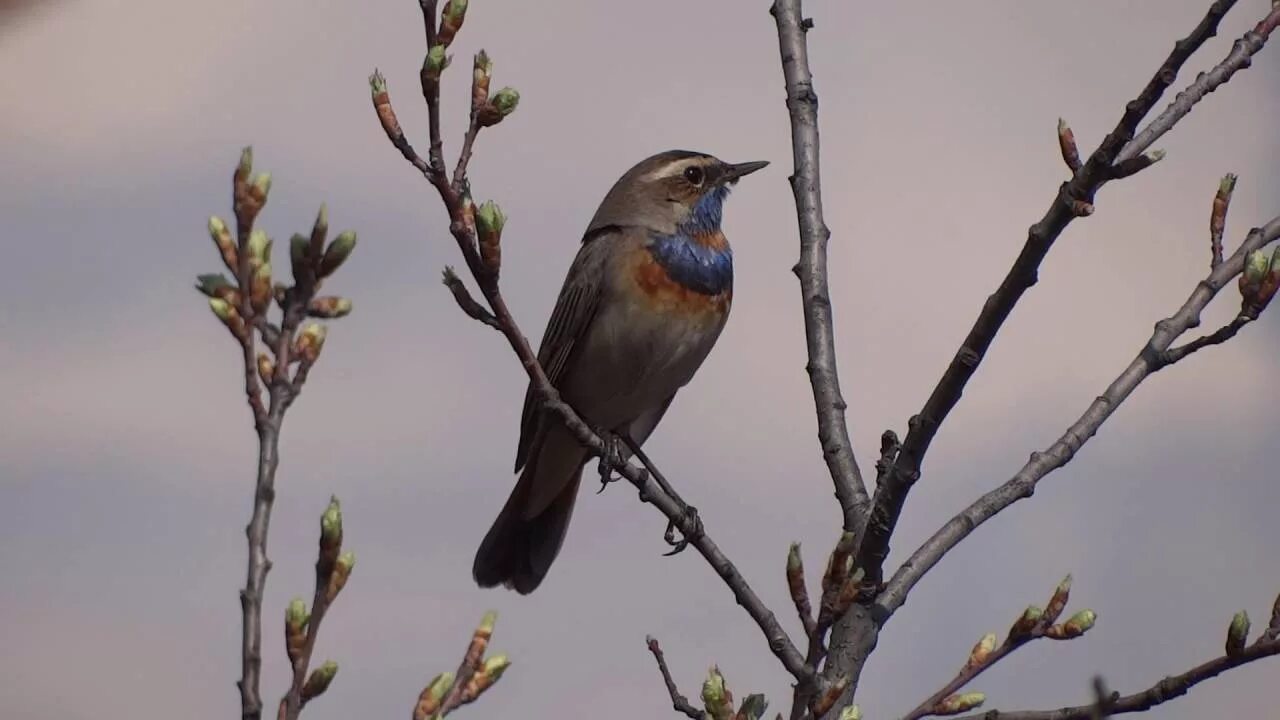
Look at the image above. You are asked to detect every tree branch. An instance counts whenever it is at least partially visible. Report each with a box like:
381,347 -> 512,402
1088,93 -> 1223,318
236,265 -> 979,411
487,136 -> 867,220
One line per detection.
770,0 -> 869,534
954,635 -> 1280,720
1115,4 -> 1280,164
858,0 -> 1246,590
880,217 -> 1280,617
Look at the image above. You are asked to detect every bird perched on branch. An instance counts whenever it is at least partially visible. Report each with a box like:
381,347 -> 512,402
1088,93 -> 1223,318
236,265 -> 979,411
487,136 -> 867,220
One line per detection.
472,150 -> 768,593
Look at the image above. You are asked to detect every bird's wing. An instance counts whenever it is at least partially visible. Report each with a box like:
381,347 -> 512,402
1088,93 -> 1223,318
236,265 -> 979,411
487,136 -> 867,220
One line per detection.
513,228 -> 622,472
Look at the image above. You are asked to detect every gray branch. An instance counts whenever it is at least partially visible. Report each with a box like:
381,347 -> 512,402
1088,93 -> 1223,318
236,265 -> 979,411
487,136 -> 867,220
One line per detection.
771,0 -> 870,534
879,217 -> 1280,616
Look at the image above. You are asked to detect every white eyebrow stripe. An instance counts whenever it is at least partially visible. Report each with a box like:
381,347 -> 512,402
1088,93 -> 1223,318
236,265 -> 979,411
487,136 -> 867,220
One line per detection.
639,157 -> 705,182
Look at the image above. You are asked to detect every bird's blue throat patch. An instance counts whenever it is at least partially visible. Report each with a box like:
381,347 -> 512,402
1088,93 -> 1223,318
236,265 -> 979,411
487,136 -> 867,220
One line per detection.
647,186 -> 734,296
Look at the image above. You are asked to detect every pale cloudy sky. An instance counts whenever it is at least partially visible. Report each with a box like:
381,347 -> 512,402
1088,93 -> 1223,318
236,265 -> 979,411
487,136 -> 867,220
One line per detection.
2,1 -> 1279,719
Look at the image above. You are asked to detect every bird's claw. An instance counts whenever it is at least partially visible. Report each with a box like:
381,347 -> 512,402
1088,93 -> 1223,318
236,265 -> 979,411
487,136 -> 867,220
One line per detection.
595,429 -> 625,493
662,504 -> 701,556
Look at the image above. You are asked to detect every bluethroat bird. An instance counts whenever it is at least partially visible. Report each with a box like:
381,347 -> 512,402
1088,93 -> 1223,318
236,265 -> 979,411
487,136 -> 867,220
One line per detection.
472,150 -> 768,593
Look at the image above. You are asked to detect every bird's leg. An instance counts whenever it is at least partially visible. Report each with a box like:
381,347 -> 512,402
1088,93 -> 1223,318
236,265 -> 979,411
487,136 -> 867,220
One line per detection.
594,428 -> 626,493
619,434 -> 701,556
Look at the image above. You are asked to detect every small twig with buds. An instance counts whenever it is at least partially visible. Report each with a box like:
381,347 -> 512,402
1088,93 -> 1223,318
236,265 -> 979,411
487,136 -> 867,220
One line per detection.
900,576 -> 1096,720
788,533 -> 867,720
700,664 -> 771,720
372,0 -> 810,691
1209,174 -> 1237,268
411,611 -> 510,720
198,148 -> 359,720
277,497 -> 356,720
948,598 -> 1280,720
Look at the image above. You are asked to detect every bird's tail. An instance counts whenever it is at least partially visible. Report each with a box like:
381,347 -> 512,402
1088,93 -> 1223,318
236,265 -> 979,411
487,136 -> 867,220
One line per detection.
472,430 -> 586,594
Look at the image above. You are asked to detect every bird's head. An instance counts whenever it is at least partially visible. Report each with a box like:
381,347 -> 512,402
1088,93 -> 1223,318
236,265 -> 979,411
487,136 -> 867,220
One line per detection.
586,150 -> 769,237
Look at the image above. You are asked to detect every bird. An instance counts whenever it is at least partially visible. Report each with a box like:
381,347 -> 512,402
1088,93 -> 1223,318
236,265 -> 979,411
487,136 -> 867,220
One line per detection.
471,149 -> 768,594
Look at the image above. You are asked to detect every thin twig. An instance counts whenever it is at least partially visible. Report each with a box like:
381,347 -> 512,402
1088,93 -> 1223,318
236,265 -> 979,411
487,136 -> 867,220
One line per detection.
1115,4 -> 1280,164
880,217 -> 1280,617
646,637 -> 703,720
770,0 -> 869,534
952,636 -> 1280,720
1157,314 -> 1251,365
857,0 -> 1247,590
442,266 -> 501,329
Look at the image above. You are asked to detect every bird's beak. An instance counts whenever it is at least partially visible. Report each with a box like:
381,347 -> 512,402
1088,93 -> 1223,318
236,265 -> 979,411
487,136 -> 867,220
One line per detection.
720,160 -> 769,184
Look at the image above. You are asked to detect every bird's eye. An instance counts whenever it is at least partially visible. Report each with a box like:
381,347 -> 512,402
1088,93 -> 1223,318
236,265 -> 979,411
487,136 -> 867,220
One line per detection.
683,166 -> 705,186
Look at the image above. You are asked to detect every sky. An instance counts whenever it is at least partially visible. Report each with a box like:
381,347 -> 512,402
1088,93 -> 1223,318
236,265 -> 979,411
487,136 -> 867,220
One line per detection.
2,1 -> 1279,719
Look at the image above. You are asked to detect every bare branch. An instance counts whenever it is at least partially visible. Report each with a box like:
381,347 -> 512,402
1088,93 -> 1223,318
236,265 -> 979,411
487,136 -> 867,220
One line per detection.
952,635 -> 1280,720
1116,4 -> 1280,164
880,217 -> 1280,616
646,637 -> 703,720
770,0 -> 869,533
1157,314 -> 1251,365
858,0 -> 1255,590
441,266 -> 501,329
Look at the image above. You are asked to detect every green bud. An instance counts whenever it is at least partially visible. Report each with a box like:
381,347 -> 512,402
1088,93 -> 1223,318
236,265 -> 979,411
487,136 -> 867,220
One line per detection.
969,632 -> 997,666
1226,610 -> 1250,656
838,705 -> 863,720
248,229 -> 271,264
423,44 -> 449,81
337,550 -> 356,572
427,671 -> 455,704
787,542 -> 802,572
238,146 -> 254,181
490,86 -> 520,116
1010,604 -> 1044,639
195,273 -> 234,298
475,201 -> 507,237
209,215 -> 229,239
1219,173 -> 1238,196
307,296 -> 353,319
1245,250 -> 1269,284
286,597 -> 310,629
1063,608 -> 1096,636
209,297 -> 234,322
479,610 -> 498,634
482,653 -> 510,679
250,172 -> 272,200
442,0 -> 467,24
701,666 -> 730,720
320,231 -> 357,277
936,691 -> 986,715
321,495 -> 342,546
369,70 -> 387,96
302,660 -> 339,700
1044,573 -> 1072,624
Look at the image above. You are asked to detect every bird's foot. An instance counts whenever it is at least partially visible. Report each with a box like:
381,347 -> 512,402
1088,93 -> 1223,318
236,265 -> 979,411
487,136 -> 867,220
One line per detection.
595,428 -> 626,493
662,504 -> 702,556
